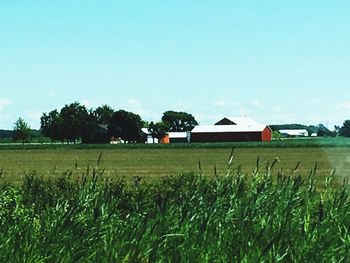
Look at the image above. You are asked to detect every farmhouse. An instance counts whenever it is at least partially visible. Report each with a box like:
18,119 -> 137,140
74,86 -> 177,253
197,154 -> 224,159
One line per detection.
190,117 -> 271,142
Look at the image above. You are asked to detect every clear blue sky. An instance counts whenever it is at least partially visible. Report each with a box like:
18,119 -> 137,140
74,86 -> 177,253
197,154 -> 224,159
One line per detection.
1,0 -> 349,129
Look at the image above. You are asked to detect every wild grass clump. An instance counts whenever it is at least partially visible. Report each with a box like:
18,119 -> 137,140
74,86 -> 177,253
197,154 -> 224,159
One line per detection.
1,154 -> 350,262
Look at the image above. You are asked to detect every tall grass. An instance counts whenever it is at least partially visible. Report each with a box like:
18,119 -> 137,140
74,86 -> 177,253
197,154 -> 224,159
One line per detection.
1,154 -> 350,262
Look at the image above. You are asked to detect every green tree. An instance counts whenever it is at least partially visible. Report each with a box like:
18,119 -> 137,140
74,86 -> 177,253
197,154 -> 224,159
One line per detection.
339,120 -> 350,137
80,109 -> 98,144
334,125 -> 340,136
108,110 -> 144,143
148,121 -> 169,142
13,118 -> 31,144
60,102 -> 89,144
161,111 -> 198,132
148,121 -> 157,143
306,125 -> 318,136
40,110 -> 64,142
272,131 -> 281,140
317,124 -> 332,137
94,105 -> 114,125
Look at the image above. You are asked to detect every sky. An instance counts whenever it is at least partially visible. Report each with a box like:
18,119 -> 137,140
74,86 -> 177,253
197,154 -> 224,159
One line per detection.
1,0 -> 350,130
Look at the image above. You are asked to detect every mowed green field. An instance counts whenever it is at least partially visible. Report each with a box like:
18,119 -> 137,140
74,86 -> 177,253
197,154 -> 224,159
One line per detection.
1,146 -> 350,184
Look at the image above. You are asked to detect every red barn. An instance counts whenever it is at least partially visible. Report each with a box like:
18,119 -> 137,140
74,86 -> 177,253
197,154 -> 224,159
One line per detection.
190,117 -> 271,143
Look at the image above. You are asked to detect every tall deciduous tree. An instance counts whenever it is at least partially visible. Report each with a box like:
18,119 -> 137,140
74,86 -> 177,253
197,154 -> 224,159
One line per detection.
317,124 -> 332,137
60,102 -> 89,144
94,105 -> 114,125
13,117 -> 31,144
148,121 -> 157,143
80,109 -> 98,144
339,120 -> 350,137
148,121 -> 170,142
40,110 -> 64,142
162,111 -> 198,132
108,110 -> 144,142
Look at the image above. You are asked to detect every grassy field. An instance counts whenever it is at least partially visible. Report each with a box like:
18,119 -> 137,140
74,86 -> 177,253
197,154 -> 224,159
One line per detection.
1,146 -> 350,184
1,162 -> 350,261
1,141 -> 350,261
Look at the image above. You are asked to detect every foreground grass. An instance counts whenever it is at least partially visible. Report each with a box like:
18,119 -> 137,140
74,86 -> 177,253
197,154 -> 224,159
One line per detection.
1,158 -> 350,262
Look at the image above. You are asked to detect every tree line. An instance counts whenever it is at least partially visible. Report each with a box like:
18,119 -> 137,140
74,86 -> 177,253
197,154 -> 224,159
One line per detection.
38,102 -> 198,144
7,102 -> 350,144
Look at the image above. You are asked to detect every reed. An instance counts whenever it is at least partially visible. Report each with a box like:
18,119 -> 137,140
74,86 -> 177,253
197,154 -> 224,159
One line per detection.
0,156 -> 350,262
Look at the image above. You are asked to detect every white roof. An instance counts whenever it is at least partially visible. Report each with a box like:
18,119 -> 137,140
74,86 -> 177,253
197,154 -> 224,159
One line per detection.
279,129 -> 308,136
169,132 -> 187,138
141,128 -> 150,134
192,124 -> 267,133
142,129 -> 188,138
192,117 -> 267,133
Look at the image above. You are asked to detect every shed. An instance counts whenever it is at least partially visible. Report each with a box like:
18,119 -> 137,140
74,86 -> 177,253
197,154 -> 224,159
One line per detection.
169,132 -> 190,143
279,129 -> 308,137
160,135 -> 170,144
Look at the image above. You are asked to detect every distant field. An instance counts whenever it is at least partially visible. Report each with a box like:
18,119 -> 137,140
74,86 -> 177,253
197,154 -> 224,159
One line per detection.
1,146 -> 350,184
1,136 -> 350,150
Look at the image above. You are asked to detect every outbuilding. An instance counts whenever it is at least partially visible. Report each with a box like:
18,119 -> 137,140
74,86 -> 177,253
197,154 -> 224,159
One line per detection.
279,129 -> 308,137
190,117 -> 271,142
169,132 -> 190,143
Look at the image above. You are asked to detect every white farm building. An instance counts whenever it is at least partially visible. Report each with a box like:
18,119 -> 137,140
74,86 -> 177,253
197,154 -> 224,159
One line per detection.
279,129 -> 309,137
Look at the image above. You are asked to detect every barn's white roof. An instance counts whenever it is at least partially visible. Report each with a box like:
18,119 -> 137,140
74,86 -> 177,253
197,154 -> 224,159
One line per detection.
192,117 -> 268,133
192,125 -> 267,133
